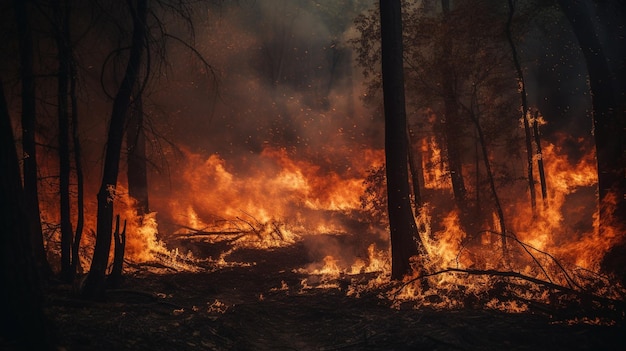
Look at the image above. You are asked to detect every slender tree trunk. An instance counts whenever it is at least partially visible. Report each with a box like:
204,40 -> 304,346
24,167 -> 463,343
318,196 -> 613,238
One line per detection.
54,0 -> 73,283
532,110 -> 548,208
468,92 -> 508,259
474,130 -> 481,219
14,0 -> 52,279
440,0 -> 468,209
70,29 -> 84,275
506,0 -> 536,214
379,0 -> 425,280
1,78 -> 54,350
127,95 -> 149,217
107,215 -> 126,287
81,0 -> 148,299
407,129 -> 422,213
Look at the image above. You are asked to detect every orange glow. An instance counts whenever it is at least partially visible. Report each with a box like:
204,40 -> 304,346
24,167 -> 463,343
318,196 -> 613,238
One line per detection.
420,136 -> 452,191
166,146 -> 384,250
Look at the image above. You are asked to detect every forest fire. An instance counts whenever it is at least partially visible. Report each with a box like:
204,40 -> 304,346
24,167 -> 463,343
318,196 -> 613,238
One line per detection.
38,115 -> 624,312
2,0 -> 624,349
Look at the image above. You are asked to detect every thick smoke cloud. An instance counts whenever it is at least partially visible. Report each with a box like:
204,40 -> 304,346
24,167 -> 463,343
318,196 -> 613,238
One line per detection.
154,1 -> 378,163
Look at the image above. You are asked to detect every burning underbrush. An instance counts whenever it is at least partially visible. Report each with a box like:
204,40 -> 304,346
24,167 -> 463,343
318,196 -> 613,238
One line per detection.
38,137 -> 625,325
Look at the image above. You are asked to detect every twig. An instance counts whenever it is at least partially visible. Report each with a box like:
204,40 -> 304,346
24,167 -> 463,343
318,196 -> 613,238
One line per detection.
394,267 -> 625,309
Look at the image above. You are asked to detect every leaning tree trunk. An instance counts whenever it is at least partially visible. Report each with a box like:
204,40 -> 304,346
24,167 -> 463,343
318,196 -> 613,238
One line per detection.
14,0 -> 52,279
532,110 -> 548,208
467,91 -> 508,261
379,0 -> 426,280
81,0 -> 148,299
1,78 -> 54,350
506,0 -> 537,214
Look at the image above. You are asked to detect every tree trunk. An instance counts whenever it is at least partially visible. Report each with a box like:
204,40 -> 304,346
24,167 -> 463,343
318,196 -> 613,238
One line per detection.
506,0 -> 536,214
468,92 -> 508,260
1,78 -> 54,350
127,95 -> 149,217
379,0 -> 425,280
407,129 -> 422,213
559,0 -> 625,227
54,0 -> 74,283
440,0 -> 468,209
532,110 -> 548,208
70,25 -> 84,275
558,0 -> 626,284
107,215 -> 126,288
81,0 -> 148,299
14,0 -> 52,279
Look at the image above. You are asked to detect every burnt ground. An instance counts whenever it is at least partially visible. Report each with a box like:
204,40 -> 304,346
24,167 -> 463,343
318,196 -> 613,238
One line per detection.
45,238 -> 625,351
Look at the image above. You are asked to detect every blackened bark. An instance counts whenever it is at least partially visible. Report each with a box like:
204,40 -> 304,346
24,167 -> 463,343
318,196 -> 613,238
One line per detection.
127,95 -> 149,216
559,0 -> 625,226
468,93 -> 508,260
81,0 -> 148,299
107,215 -> 126,288
505,0 -> 536,214
54,0 -> 73,282
532,110 -> 548,208
379,0 -> 425,280
70,28 -> 84,275
14,0 -> 52,278
440,0 -> 468,210
558,0 -> 626,284
407,130 -> 422,212
1,79 -> 54,350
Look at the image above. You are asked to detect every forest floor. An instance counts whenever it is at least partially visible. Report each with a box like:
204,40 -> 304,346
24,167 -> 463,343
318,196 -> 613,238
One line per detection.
45,236 -> 625,351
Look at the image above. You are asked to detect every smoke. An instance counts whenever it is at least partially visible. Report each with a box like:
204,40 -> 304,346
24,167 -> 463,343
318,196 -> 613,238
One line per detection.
152,1 -> 377,159
139,1 -> 385,260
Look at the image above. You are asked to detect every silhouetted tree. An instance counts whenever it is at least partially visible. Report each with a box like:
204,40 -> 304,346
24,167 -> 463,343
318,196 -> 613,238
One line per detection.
440,0 -> 468,212
81,0 -> 148,299
1,78 -> 55,350
379,0 -> 425,279
506,0 -> 537,213
13,0 -> 52,278
52,0 -> 75,282
557,0 -> 626,284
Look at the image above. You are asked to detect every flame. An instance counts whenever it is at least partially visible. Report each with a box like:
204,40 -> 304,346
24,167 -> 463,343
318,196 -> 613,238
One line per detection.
385,131 -> 624,312
164,146 -> 384,251
419,136 -> 452,190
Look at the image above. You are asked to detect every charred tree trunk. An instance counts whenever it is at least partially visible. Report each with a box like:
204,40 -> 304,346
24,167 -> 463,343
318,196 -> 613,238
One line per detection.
440,0 -> 468,210
70,32 -> 84,275
1,79 -> 55,350
127,95 -> 149,217
14,0 -> 52,279
379,0 -> 425,280
81,0 -> 148,299
54,0 -> 74,283
467,92 -> 508,260
532,110 -> 548,208
107,215 -> 126,288
506,0 -> 536,214
407,129 -> 422,213
558,0 -> 626,285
